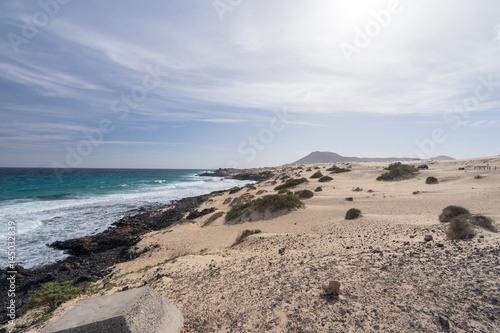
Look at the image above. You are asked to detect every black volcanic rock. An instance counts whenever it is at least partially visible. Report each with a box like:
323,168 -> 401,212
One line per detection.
199,168 -> 274,181
0,194 -> 208,323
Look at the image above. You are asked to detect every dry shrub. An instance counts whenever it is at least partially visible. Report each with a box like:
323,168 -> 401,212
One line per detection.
439,205 -> 470,222
446,215 -> 476,239
232,229 -> 262,246
470,215 -> 497,232
202,211 -> 224,227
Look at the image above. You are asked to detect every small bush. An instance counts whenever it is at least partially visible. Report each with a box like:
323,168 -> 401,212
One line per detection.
426,176 -> 438,184
314,186 -> 322,192
474,175 -> 483,179
26,281 -> 82,311
439,205 -> 470,222
345,208 -> 362,220
306,168 -> 312,172
274,178 -> 308,191
310,171 -> 323,179
277,189 -> 291,194
470,215 -> 497,232
318,176 -> 333,182
446,215 -> 476,239
413,191 -> 420,195
226,194 -> 305,222
233,229 -> 262,246
295,189 -> 314,199
376,164 -> 418,181
352,187 -> 363,192
332,168 -> 351,174
245,184 -> 257,190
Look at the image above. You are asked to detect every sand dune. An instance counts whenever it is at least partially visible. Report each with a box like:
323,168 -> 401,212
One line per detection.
28,157 -> 500,332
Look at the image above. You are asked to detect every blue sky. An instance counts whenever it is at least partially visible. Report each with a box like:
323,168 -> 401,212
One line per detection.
1,0 -> 499,169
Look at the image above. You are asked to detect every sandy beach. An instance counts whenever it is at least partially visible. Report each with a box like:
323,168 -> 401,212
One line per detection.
19,157 -> 500,332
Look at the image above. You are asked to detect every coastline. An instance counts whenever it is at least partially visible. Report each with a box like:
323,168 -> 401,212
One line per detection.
0,170 -> 262,325
3,158 -> 500,332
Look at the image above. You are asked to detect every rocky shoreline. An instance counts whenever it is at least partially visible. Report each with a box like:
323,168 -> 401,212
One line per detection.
0,169 -> 271,325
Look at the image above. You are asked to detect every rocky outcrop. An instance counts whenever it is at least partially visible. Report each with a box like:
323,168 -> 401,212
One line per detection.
198,168 -> 275,181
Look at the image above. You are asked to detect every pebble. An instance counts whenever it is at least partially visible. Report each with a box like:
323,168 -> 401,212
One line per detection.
424,235 -> 433,242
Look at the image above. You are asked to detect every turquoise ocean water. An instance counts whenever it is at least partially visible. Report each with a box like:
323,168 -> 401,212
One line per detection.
0,168 -> 250,269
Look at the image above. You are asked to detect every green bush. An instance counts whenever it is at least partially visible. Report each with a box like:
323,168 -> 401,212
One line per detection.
315,186 -> 323,192
26,281 -> 82,311
233,229 -> 262,246
318,176 -> 333,182
327,166 -> 351,174
425,176 -> 438,184
446,215 -> 476,239
345,208 -> 362,220
295,189 -> 314,199
439,205 -> 470,222
226,194 -> 305,222
310,171 -> 323,179
376,164 -> 418,181
274,178 -> 308,191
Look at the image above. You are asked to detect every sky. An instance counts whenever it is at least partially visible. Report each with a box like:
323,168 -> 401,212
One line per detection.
1,0 -> 499,169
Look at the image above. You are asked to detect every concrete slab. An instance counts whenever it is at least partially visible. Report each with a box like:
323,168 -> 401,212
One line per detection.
40,286 -> 183,333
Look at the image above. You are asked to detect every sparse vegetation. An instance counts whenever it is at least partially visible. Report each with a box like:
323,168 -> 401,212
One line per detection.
277,189 -> 291,194
327,165 -> 351,173
25,281 -> 82,311
310,171 -> 323,179
345,208 -> 362,220
318,176 -> 333,182
446,215 -> 476,239
274,178 -> 308,191
352,187 -> 363,192
232,229 -> 262,246
439,205 -> 470,222
376,163 -> 418,181
226,193 -> 305,222
470,215 -> 497,232
426,176 -> 439,184
203,211 -> 225,227
245,184 -> 257,190
295,189 -> 314,199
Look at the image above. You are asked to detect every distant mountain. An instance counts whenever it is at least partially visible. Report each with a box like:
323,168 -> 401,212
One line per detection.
431,155 -> 455,160
289,151 -> 417,165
